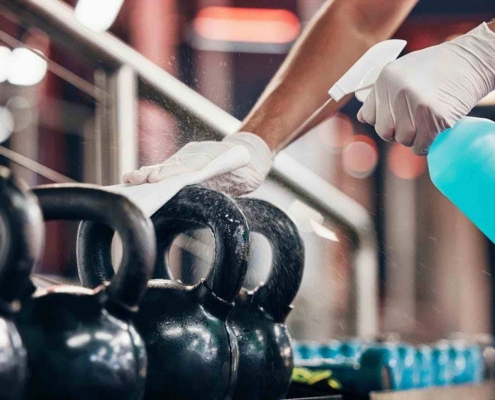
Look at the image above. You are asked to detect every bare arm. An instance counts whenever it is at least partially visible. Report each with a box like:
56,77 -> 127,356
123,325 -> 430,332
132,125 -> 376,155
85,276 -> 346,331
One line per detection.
125,13 -> 494,195
239,0 -> 418,151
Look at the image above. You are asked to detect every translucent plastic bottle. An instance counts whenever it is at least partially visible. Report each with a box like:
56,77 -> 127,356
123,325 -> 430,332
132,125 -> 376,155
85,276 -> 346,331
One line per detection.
428,117 -> 495,243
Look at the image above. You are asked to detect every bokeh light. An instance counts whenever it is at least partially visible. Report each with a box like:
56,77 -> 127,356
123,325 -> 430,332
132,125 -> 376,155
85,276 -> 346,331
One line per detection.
194,7 -> 301,44
387,143 -> 427,180
318,113 -> 355,154
75,0 -> 125,33
8,48 -> 47,86
342,135 -> 379,179
6,96 -> 32,132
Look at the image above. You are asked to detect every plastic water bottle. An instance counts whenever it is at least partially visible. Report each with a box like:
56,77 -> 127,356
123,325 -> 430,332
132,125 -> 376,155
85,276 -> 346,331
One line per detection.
340,340 -> 365,361
428,117 -> 495,242
414,345 -> 433,389
320,340 -> 344,362
463,344 -> 484,384
397,345 -> 416,390
293,341 -> 324,360
431,341 -> 452,387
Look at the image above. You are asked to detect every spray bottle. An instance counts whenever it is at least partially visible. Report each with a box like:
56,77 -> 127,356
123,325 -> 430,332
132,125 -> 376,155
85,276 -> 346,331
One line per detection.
289,39 -> 495,243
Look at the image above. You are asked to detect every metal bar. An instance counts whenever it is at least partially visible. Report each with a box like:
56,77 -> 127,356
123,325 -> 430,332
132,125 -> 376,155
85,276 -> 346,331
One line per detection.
0,0 -> 243,134
0,146 -> 77,183
0,0 -> 379,335
107,65 -> 138,184
93,70 -> 106,185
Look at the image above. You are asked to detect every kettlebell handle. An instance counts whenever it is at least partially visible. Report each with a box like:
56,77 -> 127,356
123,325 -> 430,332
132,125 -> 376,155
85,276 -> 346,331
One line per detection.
33,185 -> 156,314
235,198 -> 305,322
79,185 -> 249,305
0,168 -> 44,310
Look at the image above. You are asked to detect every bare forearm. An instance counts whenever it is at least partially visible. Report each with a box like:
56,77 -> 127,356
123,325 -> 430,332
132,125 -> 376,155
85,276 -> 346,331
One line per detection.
489,20 -> 495,32
239,0 -> 418,151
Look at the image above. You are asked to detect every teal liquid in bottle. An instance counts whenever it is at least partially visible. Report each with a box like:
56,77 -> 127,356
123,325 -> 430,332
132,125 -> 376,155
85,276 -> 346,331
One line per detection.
428,117 -> 495,243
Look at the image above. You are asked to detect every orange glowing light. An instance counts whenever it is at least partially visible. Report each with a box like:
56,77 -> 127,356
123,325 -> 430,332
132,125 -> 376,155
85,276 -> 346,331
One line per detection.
194,7 -> 301,44
350,134 -> 379,152
387,143 -> 427,180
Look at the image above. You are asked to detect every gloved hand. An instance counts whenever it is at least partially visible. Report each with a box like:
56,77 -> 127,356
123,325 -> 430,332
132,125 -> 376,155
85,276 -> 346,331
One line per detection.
123,132 -> 273,196
358,22 -> 495,155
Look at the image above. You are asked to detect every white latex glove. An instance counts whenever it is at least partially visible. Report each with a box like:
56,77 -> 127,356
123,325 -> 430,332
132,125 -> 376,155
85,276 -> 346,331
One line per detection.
123,132 -> 273,196
358,23 -> 495,155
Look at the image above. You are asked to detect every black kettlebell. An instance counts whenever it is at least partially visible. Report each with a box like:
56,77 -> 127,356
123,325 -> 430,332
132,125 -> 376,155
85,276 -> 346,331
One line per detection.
230,198 -> 305,400
17,185 -> 156,400
150,197 -> 305,399
78,185 -> 249,400
0,168 -> 44,400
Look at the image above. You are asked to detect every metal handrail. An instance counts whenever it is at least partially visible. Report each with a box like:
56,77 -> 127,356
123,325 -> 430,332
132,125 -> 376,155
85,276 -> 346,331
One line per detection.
0,0 -> 378,336
0,146 -> 77,183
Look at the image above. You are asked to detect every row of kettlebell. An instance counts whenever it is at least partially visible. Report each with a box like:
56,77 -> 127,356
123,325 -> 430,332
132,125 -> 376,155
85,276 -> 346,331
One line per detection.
0,167 -> 305,400
293,338 -> 484,395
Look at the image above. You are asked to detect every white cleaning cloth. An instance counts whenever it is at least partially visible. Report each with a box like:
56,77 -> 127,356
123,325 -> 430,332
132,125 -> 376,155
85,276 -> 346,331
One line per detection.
105,145 -> 250,217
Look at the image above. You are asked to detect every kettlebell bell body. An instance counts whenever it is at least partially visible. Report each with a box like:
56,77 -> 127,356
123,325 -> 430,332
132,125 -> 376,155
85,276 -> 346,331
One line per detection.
0,168 -> 44,400
230,290 -> 293,399
17,286 -> 147,400
0,318 -> 27,400
134,280 -> 237,399
229,198 -> 305,400
18,185 -> 155,400
78,185 -> 249,400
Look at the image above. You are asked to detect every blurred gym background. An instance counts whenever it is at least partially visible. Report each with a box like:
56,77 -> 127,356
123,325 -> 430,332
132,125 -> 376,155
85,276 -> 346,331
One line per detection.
0,0 -> 494,344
